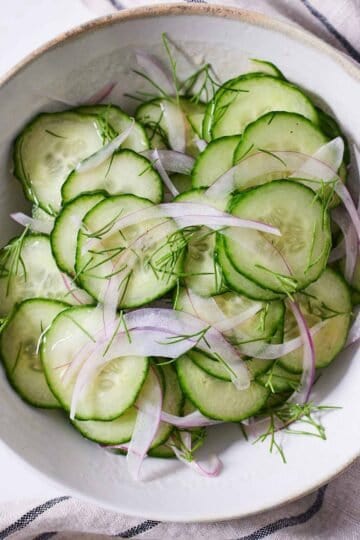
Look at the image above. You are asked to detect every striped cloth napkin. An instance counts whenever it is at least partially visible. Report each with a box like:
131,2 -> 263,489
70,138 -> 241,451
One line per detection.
0,1 -> 359,538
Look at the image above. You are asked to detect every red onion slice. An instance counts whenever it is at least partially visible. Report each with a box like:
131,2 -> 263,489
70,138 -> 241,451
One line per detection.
151,148 -> 179,196
60,273 -> 89,306
169,431 -> 222,478
194,138 -> 207,152
185,287 -> 262,332
237,320 -> 325,359
127,368 -> 163,481
328,238 -> 346,263
135,49 -> 176,97
141,149 -> 195,174
287,301 -> 315,404
10,212 -> 53,234
85,82 -> 117,105
345,306 -> 360,347
160,100 -> 186,153
160,410 -> 221,428
67,307 -> 251,417
332,208 -> 358,282
76,119 -> 135,173
88,202 -> 280,249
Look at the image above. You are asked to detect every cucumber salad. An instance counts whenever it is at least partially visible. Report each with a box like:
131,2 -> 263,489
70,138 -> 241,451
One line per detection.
2,35 -> 360,480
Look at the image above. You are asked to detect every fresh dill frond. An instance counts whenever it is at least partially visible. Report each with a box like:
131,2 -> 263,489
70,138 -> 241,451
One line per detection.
63,314 -> 96,343
257,148 -> 287,167
0,227 -> 30,296
44,129 -> 66,139
162,33 -> 180,103
253,401 -> 341,463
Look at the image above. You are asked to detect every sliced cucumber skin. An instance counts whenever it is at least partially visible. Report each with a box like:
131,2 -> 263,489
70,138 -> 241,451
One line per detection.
61,149 -> 163,205
148,444 -> 174,458
205,73 -> 318,140
189,349 -> 273,382
316,107 -> 350,165
51,192 -> 106,276
248,59 -> 285,79
176,355 -> 269,422
279,268 -> 351,373
0,234 -> 92,317
72,408 -> 137,445
151,364 -> 184,449
76,104 -> 150,152
216,235 -> 282,301
41,306 -> 149,420
192,136 -> 241,189
76,194 -> 183,309
136,97 -> 205,156
233,111 -> 329,164
0,298 -> 68,408
72,364 -> 182,446
224,181 -> 331,293
13,111 -> 108,213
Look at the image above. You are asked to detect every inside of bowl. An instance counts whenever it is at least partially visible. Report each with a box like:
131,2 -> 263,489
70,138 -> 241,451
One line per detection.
0,8 -> 359,520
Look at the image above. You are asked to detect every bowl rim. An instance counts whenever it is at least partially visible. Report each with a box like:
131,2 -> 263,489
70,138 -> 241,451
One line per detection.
1,2 -> 360,89
0,2 -> 359,523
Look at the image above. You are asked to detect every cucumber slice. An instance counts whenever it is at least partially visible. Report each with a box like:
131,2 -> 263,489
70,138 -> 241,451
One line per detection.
76,105 -> 149,152
171,173 -> 192,194
233,112 -> 329,163
192,136 -> 241,188
279,268 -> 351,372
61,149 -> 163,205
248,59 -> 285,79
189,349 -> 273,382
258,363 -> 301,393
51,192 -> 106,276
148,444 -> 174,458
176,287 -> 284,354
73,363 -> 182,445
14,112 -> 109,213
41,306 -> 149,420
73,407 -> 137,445
224,181 -> 331,293
351,288 -> 360,305
176,355 -> 269,421
316,107 -> 350,164
206,74 -> 318,139
0,299 -> 67,408
150,364 -> 184,448
174,189 -> 226,297
76,195 -> 182,309
32,206 -> 55,229
217,236 -> 282,301
136,97 -> 205,155
0,234 -> 92,317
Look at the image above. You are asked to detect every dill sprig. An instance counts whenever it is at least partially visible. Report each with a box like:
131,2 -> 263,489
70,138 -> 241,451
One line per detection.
253,401 -> 341,463
44,129 -> 66,139
160,325 -> 211,348
257,148 -> 287,167
0,227 -> 30,296
254,264 -> 298,297
169,428 -> 206,462
162,33 -> 180,104
83,209 -> 124,239
63,314 -> 96,343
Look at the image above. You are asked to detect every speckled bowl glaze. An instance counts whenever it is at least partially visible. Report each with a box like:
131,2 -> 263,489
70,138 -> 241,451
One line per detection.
0,3 -> 359,523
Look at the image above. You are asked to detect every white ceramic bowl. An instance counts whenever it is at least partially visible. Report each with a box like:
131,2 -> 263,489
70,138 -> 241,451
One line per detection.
0,3 -> 360,522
